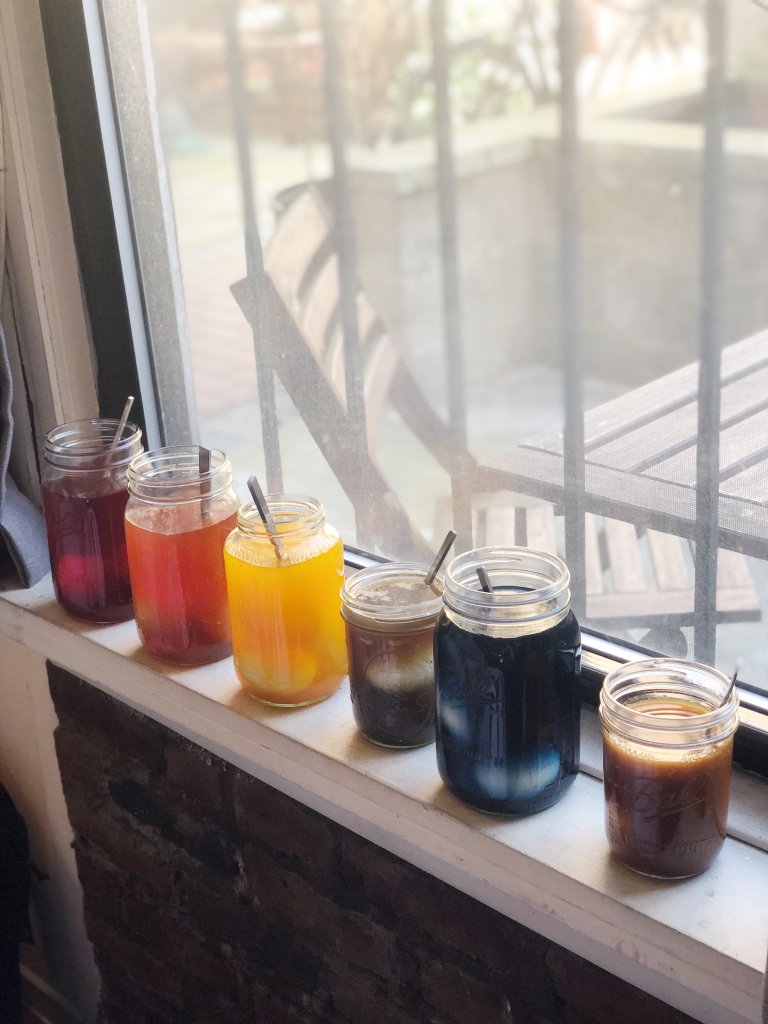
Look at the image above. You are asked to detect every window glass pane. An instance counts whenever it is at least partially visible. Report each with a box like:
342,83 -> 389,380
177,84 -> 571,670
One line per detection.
104,0 -> 768,689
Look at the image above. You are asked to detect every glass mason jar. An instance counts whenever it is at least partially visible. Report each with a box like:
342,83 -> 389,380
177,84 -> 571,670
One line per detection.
224,495 -> 347,706
599,658 -> 739,879
125,447 -> 239,665
435,547 -> 581,815
342,563 -> 443,748
42,418 -> 143,622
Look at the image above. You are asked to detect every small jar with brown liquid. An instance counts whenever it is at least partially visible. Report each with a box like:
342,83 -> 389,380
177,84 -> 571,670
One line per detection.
342,563 -> 443,748
599,659 -> 739,879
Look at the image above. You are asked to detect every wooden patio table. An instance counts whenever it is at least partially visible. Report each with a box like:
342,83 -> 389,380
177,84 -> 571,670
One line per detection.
477,329 -> 768,561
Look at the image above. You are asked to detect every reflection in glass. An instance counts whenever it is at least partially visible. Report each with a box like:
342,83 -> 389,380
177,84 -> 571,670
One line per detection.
100,0 -> 768,688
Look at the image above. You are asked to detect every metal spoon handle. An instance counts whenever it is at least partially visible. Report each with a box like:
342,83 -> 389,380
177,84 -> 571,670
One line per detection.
476,566 -> 494,593
109,396 -> 134,454
247,474 -> 283,562
425,529 -> 456,586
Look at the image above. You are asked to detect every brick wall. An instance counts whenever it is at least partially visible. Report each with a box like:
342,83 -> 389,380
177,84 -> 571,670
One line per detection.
47,665 -> 698,1024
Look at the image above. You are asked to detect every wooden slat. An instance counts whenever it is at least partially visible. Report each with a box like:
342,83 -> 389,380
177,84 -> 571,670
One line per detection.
647,530 -> 690,591
363,335 -> 400,453
230,274 -> 433,561
586,365 -> 768,475
717,549 -> 755,590
604,519 -> 646,593
585,514 -> 604,595
357,293 -> 378,343
587,586 -> 761,625
720,460 -> 768,503
646,406 -> 768,488
480,443 -> 768,560
301,255 -> 338,358
526,329 -> 768,456
483,504 -> 558,553
265,189 -> 330,316
527,504 -> 558,555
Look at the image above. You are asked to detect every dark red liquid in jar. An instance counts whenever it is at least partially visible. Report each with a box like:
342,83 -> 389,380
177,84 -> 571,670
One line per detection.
603,696 -> 733,878
125,506 -> 237,665
42,481 -> 133,622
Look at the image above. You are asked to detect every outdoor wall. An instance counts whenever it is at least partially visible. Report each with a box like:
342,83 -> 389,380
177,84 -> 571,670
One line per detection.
348,101 -> 768,399
48,664 -> 700,1024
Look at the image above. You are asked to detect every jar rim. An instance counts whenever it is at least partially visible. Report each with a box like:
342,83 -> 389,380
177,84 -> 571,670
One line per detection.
443,546 -> 570,630
127,446 -> 232,504
599,658 -> 739,742
236,494 -> 324,535
342,562 -> 444,624
45,418 -> 142,466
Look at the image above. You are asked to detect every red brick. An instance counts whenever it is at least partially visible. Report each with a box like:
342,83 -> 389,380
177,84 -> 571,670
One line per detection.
341,834 -> 549,982
73,845 -> 125,927
121,898 -> 240,995
173,859 -> 260,951
87,915 -> 187,1010
49,665 -> 166,771
164,739 -> 225,813
420,959 -> 515,1024
244,845 -> 397,980
326,963 -> 419,1024
233,771 -> 336,879
68,800 -> 174,900
545,946 -> 698,1024
250,986 -> 313,1024
53,728 -> 113,792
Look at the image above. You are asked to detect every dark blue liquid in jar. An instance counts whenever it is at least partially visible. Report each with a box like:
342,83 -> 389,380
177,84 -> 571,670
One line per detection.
435,606 -> 581,814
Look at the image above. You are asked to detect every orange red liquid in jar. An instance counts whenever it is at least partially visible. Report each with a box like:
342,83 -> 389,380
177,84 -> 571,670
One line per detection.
224,513 -> 347,705
125,502 -> 237,665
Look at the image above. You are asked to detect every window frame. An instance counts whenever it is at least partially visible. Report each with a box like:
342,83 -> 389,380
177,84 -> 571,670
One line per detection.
37,0 -> 768,780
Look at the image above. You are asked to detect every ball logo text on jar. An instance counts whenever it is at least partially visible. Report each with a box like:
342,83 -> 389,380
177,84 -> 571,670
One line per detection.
599,659 -> 739,878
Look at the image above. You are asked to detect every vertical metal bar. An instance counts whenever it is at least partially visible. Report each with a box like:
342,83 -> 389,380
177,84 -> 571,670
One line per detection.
225,0 -> 283,492
558,0 -> 586,618
430,0 -> 473,554
318,0 -> 374,546
694,0 -> 727,664
515,507 -> 528,547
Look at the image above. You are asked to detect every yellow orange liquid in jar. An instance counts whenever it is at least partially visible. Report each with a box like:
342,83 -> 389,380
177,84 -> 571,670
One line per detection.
224,496 -> 347,705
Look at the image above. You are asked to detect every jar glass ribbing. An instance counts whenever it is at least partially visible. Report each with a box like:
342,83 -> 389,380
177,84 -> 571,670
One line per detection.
599,658 -> 739,878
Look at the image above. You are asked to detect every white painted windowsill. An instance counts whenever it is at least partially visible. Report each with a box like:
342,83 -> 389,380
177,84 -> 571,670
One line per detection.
1,577 -> 767,1024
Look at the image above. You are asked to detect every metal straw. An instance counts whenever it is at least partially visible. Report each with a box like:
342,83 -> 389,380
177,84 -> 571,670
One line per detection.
247,474 -> 283,563
425,529 -> 456,587
109,396 -> 134,454
199,447 -> 211,521
476,566 -> 494,593
720,670 -> 738,708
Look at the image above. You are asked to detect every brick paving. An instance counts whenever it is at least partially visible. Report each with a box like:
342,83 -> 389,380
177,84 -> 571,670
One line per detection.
182,256 -> 259,419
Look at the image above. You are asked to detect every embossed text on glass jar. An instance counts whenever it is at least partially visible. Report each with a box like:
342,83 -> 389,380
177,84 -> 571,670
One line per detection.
342,563 -> 443,747
435,547 -> 581,815
224,495 -> 347,706
42,418 -> 143,622
599,658 -> 739,878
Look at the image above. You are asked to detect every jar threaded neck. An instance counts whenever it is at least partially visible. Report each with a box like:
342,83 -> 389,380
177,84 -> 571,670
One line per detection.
128,447 -> 232,505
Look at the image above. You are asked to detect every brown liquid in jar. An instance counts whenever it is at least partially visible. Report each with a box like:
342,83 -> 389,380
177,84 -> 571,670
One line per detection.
603,695 -> 733,878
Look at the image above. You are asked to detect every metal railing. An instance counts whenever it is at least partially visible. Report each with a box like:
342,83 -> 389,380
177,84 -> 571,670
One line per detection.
224,0 -> 730,665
